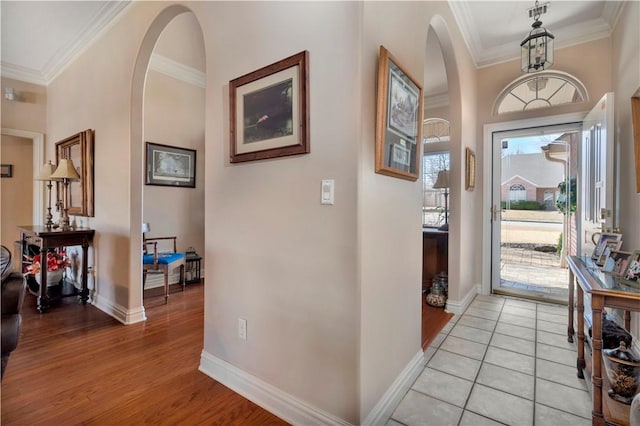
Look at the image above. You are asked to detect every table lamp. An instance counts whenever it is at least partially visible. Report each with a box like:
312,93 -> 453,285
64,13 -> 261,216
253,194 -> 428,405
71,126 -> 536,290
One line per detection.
50,158 -> 80,230
433,170 -> 450,231
35,161 -> 58,228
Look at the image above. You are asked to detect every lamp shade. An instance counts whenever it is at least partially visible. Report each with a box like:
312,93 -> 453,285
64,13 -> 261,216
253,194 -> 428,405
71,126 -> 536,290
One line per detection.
433,170 -> 450,189
50,158 -> 81,180
142,223 -> 150,234
35,161 -> 56,181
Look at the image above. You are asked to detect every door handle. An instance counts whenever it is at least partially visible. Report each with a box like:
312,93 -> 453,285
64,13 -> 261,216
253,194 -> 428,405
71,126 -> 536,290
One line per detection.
492,205 -> 500,222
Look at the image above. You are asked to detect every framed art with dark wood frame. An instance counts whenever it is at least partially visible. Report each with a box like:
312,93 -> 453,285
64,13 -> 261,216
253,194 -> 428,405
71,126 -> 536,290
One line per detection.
465,147 -> 476,190
375,46 -> 424,181
145,142 -> 196,188
229,50 -> 309,163
631,94 -> 640,192
1,164 -> 13,178
55,129 -> 94,217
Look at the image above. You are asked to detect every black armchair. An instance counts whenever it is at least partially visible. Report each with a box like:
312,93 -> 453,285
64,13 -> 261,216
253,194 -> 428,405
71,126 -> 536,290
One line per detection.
1,246 -> 26,380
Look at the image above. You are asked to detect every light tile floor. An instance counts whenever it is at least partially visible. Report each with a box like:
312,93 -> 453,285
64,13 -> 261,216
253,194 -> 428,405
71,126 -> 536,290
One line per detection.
387,295 -> 592,426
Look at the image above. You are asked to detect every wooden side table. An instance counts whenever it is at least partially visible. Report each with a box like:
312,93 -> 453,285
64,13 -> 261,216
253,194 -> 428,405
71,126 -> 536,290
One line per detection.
18,226 -> 95,313
567,256 -> 639,426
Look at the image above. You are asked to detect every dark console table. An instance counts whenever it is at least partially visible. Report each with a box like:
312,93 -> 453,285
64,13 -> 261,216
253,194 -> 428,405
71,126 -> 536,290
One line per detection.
18,226 -> 95,313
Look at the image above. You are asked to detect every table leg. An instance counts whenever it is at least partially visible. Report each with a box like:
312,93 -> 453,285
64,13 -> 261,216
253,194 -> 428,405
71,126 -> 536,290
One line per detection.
592,296 -> 605,425
80,241 -> 89,305
576,284 -> 585,379
568,268 -> 575,343
37,247 -> 50,313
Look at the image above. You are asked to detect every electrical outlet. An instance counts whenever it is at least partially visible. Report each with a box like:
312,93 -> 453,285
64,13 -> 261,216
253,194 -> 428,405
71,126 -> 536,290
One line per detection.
238,318 -> 247,341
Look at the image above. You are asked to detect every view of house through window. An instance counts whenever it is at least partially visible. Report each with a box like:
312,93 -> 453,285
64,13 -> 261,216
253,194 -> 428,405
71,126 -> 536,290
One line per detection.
493,126 -> 580,303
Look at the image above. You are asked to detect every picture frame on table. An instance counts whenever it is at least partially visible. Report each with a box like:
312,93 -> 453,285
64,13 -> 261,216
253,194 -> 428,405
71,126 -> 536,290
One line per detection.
622,250 -> 640,283
55,129 -> 95,217
229,50 -> 309,164
145,142 -> 196,188
591,232 -> 623,260
465,148 -> 476,190
605,250 -> 632,275
596,239 -> 623,267
375,46 -> 423,181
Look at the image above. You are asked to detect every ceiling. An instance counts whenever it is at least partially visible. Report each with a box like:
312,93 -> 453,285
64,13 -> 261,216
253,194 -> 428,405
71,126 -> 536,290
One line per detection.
0,1 -> 625,88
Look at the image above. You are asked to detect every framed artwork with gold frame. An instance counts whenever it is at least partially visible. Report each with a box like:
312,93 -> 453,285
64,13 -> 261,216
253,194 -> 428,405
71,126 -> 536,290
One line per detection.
55,129 -> 94,217
375,46 -> 423,181
465,147 -> 476,190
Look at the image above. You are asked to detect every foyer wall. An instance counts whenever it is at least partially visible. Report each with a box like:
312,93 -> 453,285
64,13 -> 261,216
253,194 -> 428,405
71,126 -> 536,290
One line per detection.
611,0 -> 640,345
360,1 -> 479,419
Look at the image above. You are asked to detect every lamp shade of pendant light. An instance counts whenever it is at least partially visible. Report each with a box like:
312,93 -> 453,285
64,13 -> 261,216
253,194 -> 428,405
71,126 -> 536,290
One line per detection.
520,2 -> 555,73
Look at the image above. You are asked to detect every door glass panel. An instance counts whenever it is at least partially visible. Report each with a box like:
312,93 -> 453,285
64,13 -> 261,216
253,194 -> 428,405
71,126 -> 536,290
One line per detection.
492,126 -> 580,302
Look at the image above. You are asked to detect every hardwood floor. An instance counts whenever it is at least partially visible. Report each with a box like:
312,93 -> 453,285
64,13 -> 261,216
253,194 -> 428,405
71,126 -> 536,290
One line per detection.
422,294 -> 453,350
1,282 -> 287,425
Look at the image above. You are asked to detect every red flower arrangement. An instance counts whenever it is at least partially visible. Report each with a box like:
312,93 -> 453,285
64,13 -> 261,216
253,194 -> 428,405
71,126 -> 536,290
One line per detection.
23,249 -> 71,276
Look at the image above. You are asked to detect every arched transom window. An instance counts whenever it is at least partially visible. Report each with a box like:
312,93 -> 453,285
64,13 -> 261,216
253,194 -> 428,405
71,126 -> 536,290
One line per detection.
494,71 -> 588,115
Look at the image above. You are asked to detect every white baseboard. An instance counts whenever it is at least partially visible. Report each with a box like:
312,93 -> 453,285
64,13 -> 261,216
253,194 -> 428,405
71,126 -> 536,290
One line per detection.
199,350 -> 351,426
445,283 -> 479,315
93,294 -> 146,324
361,350 -> 426,426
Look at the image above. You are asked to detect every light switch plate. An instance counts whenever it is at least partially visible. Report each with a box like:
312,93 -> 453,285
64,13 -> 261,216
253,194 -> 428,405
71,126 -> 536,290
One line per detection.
321,179 -> 334,205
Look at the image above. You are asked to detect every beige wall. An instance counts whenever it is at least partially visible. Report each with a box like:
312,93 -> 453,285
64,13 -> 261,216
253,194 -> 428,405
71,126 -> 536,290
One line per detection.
1,135 -> 33,252
611,0 -> 640,343
360,1 -> 479,419
191,2 -> 360,421
1,78 -> 47,134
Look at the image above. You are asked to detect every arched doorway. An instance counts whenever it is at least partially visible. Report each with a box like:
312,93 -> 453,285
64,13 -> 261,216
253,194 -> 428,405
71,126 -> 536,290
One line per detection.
421,16 -> 463,348
129,5 -> 206,319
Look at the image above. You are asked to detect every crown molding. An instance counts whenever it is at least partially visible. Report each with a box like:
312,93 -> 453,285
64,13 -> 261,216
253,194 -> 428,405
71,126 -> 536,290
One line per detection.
447,1 -> 482,67
1,1 -> 131,86
1,63 -> 48,86
43,2 -> 132,84
148,54 -> 206,88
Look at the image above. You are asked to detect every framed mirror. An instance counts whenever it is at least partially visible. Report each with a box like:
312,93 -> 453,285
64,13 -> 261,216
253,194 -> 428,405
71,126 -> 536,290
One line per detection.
55,129 -> 94,217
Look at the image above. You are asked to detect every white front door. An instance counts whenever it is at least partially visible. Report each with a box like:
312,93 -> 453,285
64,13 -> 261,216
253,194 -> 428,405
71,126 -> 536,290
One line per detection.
578,93 -> 616,256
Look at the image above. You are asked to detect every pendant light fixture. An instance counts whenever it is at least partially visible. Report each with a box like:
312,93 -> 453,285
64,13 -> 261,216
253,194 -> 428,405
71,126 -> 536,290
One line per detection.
520,0 -> 555,73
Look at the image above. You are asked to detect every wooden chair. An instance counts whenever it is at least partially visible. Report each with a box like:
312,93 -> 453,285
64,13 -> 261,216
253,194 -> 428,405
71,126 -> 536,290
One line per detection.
142,235 -> 185,303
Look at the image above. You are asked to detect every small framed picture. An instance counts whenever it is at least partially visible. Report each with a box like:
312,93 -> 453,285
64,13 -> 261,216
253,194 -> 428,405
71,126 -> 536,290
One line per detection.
622,250 -> 640,282
596,240 -> 622,267
1,164 -> 13,178
145,142 -> 196,188
591,232 -> 623,260
606,250 -> 632,275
